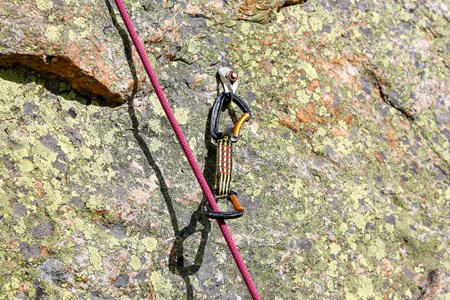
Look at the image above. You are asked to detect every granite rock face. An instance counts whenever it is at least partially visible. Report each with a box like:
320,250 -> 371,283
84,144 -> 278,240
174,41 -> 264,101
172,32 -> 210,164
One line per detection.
0,0 -> 148,103
1,0 -> 449,299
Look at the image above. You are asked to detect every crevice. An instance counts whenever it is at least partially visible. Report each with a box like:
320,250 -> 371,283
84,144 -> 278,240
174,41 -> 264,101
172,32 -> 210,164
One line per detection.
187,12 -> 213,20
368,70 -> 415,121
0,53 -> 124,105
417,269 -> 441,300
171,57 -> 194,65
280,0 -> 308,8
235,0 -> 307,24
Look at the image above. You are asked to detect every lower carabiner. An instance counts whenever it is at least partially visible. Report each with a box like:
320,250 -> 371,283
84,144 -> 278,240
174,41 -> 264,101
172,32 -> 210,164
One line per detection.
203,191 -> 245,220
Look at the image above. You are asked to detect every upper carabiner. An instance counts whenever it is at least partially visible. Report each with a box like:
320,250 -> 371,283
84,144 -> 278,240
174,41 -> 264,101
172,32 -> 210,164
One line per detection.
211,68 -> 252,142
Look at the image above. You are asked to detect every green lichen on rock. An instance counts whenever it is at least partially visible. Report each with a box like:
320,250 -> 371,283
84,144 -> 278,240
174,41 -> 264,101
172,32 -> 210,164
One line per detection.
1,0 -> 449,299
0,69 -> 167,298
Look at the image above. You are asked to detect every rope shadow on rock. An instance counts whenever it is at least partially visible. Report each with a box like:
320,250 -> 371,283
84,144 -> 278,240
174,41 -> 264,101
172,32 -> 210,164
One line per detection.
128,98 -> 211,300
105,1 -> 211,299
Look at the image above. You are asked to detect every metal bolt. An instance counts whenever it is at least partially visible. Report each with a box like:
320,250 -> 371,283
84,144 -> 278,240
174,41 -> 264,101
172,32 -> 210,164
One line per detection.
227,70 -> 238,83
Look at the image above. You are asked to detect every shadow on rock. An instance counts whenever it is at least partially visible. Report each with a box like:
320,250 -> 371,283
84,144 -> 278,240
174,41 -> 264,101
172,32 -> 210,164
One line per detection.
105,0 -> 211,299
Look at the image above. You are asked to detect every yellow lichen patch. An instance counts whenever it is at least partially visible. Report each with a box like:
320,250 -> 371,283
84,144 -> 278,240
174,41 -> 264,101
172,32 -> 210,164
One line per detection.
129,255 -> 142,271
151,271 -> 173,298
36,0 -> 53,11
141,237 -> 157,253
88,246 -> 103,272
45,25 -> 61,43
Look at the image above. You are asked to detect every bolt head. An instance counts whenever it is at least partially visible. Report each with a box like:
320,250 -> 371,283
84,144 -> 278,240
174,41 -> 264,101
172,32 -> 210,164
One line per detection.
227,70 -> 238,83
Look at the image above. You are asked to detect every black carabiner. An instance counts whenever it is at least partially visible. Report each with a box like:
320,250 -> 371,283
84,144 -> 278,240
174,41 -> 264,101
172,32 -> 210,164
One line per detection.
203,191 -> 245,219
210,93 -> 252,142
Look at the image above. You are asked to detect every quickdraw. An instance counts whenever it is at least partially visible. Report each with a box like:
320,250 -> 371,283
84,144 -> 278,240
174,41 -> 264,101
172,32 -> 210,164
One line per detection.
203,67 -> 252,220
114,2 -> 262,297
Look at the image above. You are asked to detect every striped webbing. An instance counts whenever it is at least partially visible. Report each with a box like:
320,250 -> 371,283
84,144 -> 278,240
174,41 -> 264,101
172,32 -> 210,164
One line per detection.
215,135 -> 233,196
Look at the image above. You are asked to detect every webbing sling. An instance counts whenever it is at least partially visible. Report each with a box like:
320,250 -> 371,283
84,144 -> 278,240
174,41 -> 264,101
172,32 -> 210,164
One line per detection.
217,136 -> 232,195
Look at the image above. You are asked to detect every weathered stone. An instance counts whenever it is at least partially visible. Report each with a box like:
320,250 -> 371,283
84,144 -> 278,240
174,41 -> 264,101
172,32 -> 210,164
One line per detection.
113,274 -> 129,288
39,259 -> 70,284
31,222 -> 54,239
0,0 -> 147,103
19,242 -> 40,260
12,203 -> 27,217
0,0 -> 449,299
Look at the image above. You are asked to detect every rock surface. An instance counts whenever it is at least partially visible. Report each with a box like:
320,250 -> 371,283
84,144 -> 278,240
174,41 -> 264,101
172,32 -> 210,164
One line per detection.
0,0 -> 449,299
0,0 -> 147,103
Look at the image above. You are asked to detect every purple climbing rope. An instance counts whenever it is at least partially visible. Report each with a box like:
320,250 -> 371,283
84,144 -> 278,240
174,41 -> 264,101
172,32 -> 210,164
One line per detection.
113,1 -> 261,299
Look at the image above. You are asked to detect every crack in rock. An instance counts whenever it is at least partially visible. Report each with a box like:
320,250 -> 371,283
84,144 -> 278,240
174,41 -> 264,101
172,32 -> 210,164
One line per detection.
280,0 -> 308,8
369,70 -> 415,121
